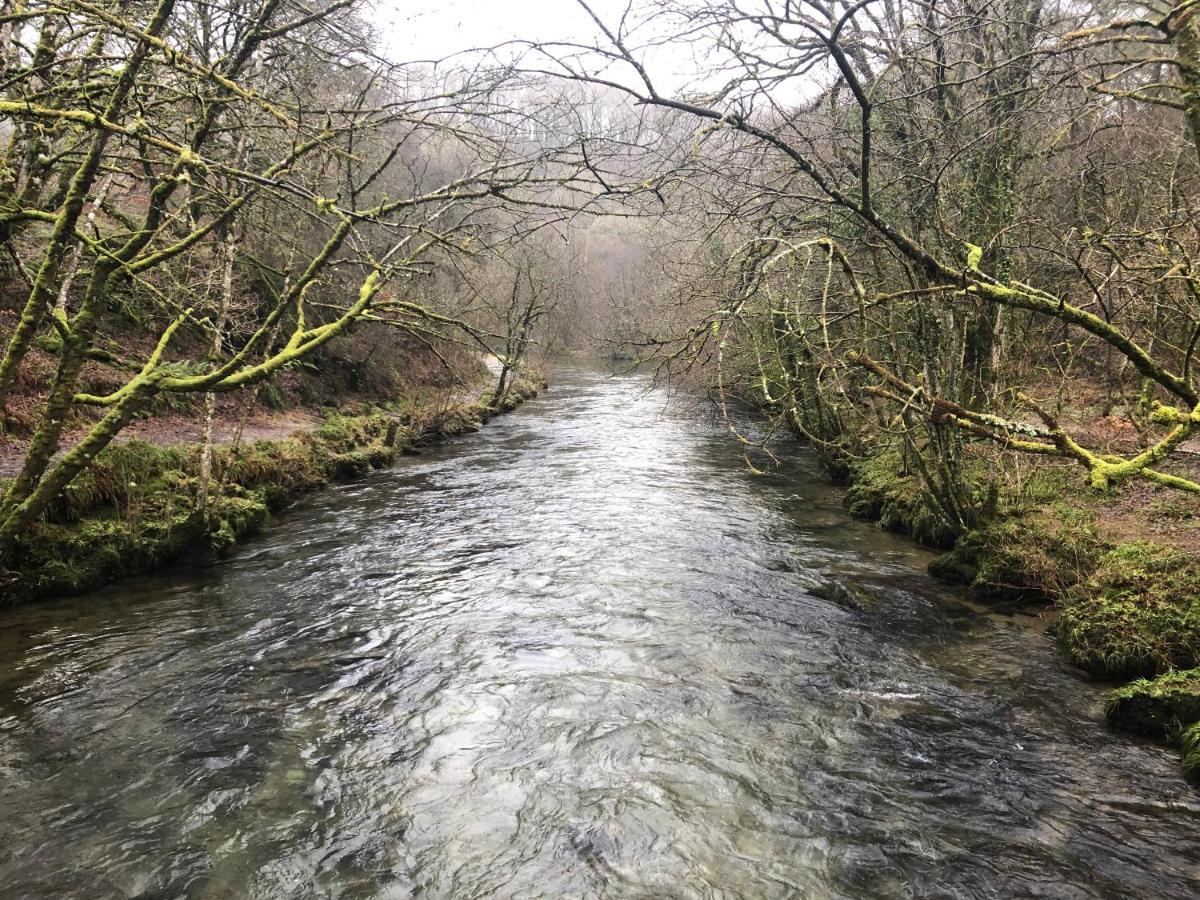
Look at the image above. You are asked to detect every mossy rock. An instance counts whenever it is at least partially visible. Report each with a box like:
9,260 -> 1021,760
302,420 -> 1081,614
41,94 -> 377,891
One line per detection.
810,578 -> 876,613
326,449 -> 373,479
425,406 -> 484,439
208,495 -> 270,554
1061,542 -> 1200,678
252,482 -> 293,511
844,452 -> 958,548
313,413 -> 391,452
325,442 -> 394,477
512,376 -> 544,398
929,510 -> 1101,606
1106,669 -> 1200,738
365,443 -> 395,469
927,547 -> 979,584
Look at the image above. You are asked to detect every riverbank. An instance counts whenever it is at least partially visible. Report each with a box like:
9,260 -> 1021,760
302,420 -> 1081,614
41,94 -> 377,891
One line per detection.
840,447 -> 1200,778
0,375 -> 544,606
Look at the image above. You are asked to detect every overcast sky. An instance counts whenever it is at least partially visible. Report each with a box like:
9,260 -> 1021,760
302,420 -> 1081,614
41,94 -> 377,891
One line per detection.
368,0 -> 715,94
371,1 -> 632,61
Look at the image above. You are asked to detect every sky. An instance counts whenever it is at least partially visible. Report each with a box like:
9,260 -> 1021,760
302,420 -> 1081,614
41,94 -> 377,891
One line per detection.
367,0 -> 712,92
366,1 -> 815,107
371,1 -> 635,62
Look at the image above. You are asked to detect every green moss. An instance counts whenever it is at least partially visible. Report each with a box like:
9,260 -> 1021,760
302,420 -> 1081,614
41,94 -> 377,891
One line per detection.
224,437 -> 329,490
313,412 -> 389,451
1106,669 -> 1200,738
845,450 -> 908,519
928,508 -> 1101,605
1060,542 -> 1200,678
207,495 -> 270,555
1107,670 -> 1200,777
844,451 -> 959,548
325,446 -> 390,479
1181,723 -> 1200,777
3,380 -> 539,605
15,510 -> 204,597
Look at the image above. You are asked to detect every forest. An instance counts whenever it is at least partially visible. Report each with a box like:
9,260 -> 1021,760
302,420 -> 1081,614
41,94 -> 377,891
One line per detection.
1,0 -> 1199,895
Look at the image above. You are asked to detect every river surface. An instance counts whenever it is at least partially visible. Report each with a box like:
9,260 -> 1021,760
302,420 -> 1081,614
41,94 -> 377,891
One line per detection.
1,365 -> 1198,899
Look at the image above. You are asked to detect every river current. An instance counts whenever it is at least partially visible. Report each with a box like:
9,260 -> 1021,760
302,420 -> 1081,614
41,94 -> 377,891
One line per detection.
0,365 -> 1197,898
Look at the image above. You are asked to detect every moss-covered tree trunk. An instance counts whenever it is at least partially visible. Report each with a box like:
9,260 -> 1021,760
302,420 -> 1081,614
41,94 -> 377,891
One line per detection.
0,263 -> 117,525
0,0 -> 177,410
1172,7 -> 1200,170
0,373 -> 159,563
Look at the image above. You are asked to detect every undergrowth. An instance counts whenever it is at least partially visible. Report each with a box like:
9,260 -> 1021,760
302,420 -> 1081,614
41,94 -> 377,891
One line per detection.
928,508 -> 1101,605
1061,542 -> 1200,678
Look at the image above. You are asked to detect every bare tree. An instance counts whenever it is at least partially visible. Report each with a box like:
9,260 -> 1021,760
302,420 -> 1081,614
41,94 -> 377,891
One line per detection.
0,0 -> 629,564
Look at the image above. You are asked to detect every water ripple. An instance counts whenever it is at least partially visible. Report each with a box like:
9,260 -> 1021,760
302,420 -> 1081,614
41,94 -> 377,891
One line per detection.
0,365 -> 1197,899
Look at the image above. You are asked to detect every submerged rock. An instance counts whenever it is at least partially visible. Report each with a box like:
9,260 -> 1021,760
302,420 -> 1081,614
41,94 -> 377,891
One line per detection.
567,824 -> 619,873
810,577 -> 876,613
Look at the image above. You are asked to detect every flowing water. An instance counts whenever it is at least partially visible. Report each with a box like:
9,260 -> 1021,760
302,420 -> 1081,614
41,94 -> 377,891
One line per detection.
1,365 -> 1198,899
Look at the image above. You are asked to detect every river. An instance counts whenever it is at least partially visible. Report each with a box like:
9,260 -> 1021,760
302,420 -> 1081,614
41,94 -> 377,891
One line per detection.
0,365 -> 1197,899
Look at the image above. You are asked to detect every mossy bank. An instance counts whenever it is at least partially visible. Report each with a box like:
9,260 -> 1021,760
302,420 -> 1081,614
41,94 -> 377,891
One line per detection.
841,448 -> 1200,780
0,377 -> 543,606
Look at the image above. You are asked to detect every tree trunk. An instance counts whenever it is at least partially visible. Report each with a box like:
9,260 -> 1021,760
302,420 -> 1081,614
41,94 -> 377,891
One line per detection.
196,226 -> 239,514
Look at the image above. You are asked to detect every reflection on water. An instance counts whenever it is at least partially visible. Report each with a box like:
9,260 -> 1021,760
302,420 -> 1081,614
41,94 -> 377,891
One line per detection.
0,365 -> 1197,899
